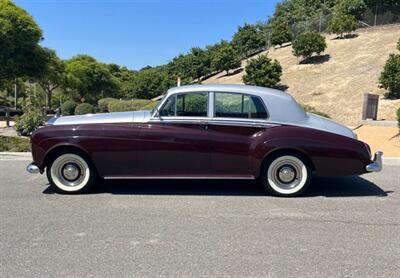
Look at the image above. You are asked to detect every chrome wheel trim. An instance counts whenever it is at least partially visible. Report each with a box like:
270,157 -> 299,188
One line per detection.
267,156 -> 308,195
50,154 -> 90,192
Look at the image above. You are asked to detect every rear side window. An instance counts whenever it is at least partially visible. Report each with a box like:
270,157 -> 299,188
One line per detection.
214,92 -> 268,119
250,96 -> 268,119
215,93 -> 249,118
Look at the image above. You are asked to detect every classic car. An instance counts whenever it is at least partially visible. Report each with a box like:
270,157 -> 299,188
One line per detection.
26,84 -> 382,196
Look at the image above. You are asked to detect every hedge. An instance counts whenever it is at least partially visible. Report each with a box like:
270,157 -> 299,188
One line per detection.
107,99 -> 154,112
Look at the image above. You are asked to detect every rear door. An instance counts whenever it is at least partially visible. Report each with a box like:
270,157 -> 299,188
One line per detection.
207,92 -> 269,177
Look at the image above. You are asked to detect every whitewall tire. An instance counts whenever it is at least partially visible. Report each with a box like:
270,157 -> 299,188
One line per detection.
47,152 -> 95,194
262,154 -> 311,197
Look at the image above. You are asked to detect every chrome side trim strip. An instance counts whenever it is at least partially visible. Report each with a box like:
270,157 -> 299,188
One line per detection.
148,118 -> 280,128
103,175 -> 256,180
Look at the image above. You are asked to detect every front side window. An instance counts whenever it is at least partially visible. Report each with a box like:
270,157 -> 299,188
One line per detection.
214,92 -> 268,119
159,92 -> 208,117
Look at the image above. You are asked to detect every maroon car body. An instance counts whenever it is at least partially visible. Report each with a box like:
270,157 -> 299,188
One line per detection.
27,85 -> 382,196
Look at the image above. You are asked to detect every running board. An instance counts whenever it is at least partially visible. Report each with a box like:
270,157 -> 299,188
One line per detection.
103,175 -> 255,180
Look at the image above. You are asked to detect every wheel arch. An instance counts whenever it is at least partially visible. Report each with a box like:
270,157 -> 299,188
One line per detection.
43,144 -> 95,172
260,148 -> 316,175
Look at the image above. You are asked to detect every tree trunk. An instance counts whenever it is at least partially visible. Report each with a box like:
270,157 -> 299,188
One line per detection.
46,91 -> 52,110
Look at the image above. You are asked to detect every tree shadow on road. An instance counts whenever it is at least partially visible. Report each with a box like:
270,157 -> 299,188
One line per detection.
43,175 -> 392,198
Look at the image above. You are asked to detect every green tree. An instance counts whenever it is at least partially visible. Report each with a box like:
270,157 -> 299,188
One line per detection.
334,0 -> 366,19
0,0 -> 47,81
242,55 -> 282,87
379,53 -> 400,99
130,67 -> 176,99
327,15 -> 358,38
211,44 -> 241,75
37,48 -> 65,109
232,23 -> 266,58
63,55 -> 120,103
270,20 -> 293,47
292,32 -> 327,61
186,47 -> 212,82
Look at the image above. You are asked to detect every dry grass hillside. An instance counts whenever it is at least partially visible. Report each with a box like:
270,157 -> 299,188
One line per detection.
203,25 -> 400,125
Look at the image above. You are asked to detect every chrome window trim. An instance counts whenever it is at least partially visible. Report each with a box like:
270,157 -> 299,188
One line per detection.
148,117 -> 279,128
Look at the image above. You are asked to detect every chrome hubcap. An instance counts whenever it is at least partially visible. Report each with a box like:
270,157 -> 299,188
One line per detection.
278,166 -> 296,183
62,163 -> 80,181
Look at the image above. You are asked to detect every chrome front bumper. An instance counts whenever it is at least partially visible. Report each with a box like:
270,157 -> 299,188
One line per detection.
26,163 -> 40,174
366,151 -> 383,172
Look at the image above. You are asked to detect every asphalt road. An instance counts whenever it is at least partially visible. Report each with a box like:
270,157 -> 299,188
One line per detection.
0,158 -> 399,277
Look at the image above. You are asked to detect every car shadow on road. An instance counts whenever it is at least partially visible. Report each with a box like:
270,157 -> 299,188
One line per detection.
43,175 -> 392,197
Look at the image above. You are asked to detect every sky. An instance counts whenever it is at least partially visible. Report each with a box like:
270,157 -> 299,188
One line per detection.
14,0 -> 279,70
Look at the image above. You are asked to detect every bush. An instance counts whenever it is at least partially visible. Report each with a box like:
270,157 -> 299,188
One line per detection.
327,15 -> 358,38
14,110 -> 45,136
292,32 -> 327,61
242,55 -> 282,87
141,101 -> 159,111
107,99 -> 153,112
301,104 -> 331,118
0,136 -> 30,152
74,103 -> 95,115
270,21 -> 293,47
98,98 -> 117,112
211,44 -> 241,75
379,54 -> 400,99
61,100 -> 78,116
397,38 -> 400,52
397,107 -> 400,128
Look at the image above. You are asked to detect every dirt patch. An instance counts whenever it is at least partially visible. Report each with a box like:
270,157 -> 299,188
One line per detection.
353,125 -> 400,157
203,25 -> 400,126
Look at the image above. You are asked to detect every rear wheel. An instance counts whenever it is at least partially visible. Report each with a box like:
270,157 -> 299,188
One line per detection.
46,152 -> 95,194
261,154 -> 311,197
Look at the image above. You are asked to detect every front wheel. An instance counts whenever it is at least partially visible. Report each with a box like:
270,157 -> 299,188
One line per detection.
261,154 -> 311,197
46,152 -> 95,194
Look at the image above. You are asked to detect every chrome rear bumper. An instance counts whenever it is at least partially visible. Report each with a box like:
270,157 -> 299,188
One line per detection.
366,151 -> 383,172
26,163 -> 40,174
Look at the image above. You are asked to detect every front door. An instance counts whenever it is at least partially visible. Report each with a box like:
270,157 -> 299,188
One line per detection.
136,92 -> 211,176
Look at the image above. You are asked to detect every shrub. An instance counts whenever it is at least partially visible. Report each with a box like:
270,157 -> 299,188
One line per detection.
14,110 -> 45,136
211,44 -> 241,75
397,38 -> 400,52
107,99 -> 153,112
98,98 -> 117,112
397,107 -> 400,128
74,103 -> 95,115
301,104 -> 331,118
61,100 -> 78,116
0,136 -> 30,152
141,101 -> 159,111
379,54 -> 400,99
327,15 -> 358,38
292,32 -> 327,61
242,55 -> 282,87
270,21 -> 293,47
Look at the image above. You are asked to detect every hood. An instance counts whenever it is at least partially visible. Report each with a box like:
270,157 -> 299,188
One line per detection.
48,110 -> 152,126
306,113 -> 356,139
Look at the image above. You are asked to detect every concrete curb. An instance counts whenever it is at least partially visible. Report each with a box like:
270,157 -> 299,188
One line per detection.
1,152 -> 399,165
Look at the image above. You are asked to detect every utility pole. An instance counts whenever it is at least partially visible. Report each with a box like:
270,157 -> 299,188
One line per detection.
374,5 -> 378,26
